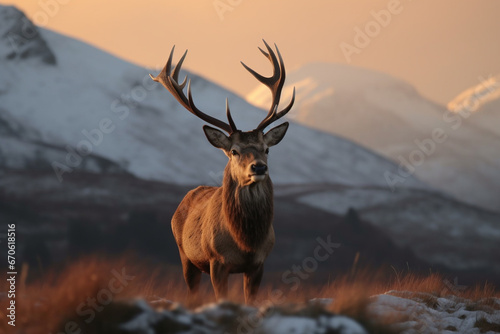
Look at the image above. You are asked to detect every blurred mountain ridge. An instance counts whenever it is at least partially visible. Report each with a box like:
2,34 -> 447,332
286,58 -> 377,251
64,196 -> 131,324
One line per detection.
1,5 -> 499,278
248,62 -> 500,212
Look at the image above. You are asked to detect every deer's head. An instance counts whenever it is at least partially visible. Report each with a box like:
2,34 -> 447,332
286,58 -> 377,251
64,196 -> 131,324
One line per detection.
150,41 -> 295,186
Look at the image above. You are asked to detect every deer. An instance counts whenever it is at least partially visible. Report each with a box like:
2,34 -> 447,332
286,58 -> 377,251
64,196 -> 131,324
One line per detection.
150,40 -> 295,304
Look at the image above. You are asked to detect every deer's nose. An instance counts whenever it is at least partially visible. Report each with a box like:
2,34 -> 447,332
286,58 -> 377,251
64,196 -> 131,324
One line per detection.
251,163 -> 268,175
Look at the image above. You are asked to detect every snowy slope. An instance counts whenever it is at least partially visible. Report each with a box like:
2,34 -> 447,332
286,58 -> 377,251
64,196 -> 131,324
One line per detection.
295,185 -> 500,272
64,296 -> 500,334
0,106 -> 125,174
0,5 -> 422,189
371,293 -> 500,333
472,97 -> 500,137
449,74 -> 500,138
2,6 -> 500,274
248,63 -> 500,212
247,62 -> 444,153
0,4 -> 55,64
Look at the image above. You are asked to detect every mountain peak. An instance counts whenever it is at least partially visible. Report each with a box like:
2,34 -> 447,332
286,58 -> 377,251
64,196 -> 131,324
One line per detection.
0,5 -> 56,65
447,74 -> 500,113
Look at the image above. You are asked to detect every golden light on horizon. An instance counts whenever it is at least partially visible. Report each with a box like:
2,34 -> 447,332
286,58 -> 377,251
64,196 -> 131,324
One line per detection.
2,3 -> 500,331
6,0 -> 500,106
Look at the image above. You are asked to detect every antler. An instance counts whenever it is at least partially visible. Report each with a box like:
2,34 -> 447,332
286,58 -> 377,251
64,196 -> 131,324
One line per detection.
150,46 -> 237,134
241,40 -> 295,131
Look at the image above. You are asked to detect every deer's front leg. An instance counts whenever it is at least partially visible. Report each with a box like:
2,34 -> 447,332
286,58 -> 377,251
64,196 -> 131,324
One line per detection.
244,264 -> 263,304
210,260 -> 229,300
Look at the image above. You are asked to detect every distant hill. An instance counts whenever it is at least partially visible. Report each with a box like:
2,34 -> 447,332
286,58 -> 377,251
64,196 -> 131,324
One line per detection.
248,62 -> 500,212
448,74 -> 500,138
1,5 -> 500,277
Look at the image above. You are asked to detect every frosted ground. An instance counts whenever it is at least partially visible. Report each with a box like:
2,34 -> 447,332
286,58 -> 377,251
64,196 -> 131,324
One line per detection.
82,294 -> 500,333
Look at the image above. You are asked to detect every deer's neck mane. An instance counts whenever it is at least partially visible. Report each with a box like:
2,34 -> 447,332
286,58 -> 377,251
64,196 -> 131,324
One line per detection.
222,165 -> 273,252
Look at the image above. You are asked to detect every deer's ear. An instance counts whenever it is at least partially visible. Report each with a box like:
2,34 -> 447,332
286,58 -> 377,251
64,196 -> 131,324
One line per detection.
203,125 -> 231,150
264,122 -> 289,147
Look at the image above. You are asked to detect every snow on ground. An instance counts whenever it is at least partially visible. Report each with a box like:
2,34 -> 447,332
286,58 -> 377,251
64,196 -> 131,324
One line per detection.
370,292 -> 500,334
92,294 -> 500,334
118,299 -> 369,334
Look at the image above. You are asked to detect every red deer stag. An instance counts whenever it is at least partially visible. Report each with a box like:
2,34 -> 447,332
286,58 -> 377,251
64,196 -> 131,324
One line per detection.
150,41 -> 295,304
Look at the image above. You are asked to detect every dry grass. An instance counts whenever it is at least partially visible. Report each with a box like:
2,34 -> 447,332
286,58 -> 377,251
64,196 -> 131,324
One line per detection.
0,257 -> 498,334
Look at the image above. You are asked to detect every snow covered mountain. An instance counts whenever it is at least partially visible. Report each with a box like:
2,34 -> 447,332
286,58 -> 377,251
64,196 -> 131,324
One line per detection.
0,6 -> 418,189
472,96 -> 500,138
248,63 -> 500,212
1,5 -> 500,275
247,62 -> 445,154
448,74 -> 500,138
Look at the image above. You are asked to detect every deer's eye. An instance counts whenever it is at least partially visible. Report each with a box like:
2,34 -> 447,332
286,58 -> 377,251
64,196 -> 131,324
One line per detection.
265,148 -> 270,154
231,149 -> 239,156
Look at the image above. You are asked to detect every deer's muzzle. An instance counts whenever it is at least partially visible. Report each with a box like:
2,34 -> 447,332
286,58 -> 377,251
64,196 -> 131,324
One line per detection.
249,163 -> 268,183
251,163 -> 268,176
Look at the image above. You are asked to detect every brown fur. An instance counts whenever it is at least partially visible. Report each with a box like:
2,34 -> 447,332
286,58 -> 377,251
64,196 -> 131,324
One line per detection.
152,42 -> 293,304
171,128 -> 286,304
223,164 -> 273,252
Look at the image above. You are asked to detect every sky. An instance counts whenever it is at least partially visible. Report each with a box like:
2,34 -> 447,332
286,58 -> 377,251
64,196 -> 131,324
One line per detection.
6,0 -> 500,106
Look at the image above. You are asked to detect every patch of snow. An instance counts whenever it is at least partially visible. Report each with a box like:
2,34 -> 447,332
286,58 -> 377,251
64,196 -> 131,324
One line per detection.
112,296 -> 500,334
323,315 -> 368,334
247,62 -> 500,212
0,5 -> 56,64
116,299 -> 370,334
296,186 -> 500,272
0,7 -> 425,191
370,293 -> 500,334
260,316 -> 318,334
448,74 -> 500,113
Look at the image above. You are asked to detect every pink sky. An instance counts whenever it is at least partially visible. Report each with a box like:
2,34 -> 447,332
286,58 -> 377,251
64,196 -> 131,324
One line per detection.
7,0 -> 500,105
